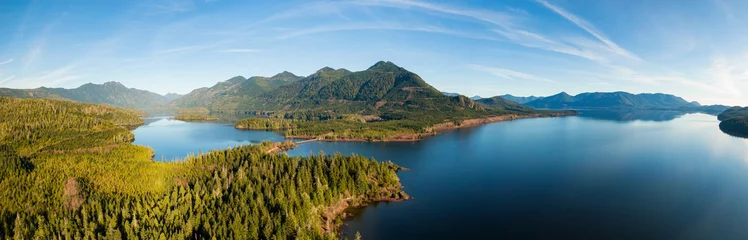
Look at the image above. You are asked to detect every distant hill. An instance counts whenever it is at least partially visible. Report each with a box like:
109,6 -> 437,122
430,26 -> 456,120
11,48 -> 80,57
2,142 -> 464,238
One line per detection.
163,93 -> 183,101
179,61 -> 485,114
525,91 -> 728,113
173,71 -> 304,109
0,82 -> 170,109
441,92 -> 460,97
500,94 -> 542,104
475,96 -> 533,111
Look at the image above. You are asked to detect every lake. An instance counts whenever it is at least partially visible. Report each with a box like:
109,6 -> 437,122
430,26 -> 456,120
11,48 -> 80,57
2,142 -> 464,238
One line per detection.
133,112 -> 748,239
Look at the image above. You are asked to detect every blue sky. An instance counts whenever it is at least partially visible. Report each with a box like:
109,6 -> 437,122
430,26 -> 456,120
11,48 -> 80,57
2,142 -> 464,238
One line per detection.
1,0 -> 747,106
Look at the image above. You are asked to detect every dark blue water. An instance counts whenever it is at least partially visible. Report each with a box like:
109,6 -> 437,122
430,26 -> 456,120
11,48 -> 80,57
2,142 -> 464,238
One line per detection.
133,113 -> 748,239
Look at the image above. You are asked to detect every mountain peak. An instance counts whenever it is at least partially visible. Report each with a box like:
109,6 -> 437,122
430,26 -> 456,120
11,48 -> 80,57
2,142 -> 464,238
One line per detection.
271,71 -> 299,80
102,81 -> 125,87
316,67 -> 335,73
367,61 -> 402,72
226,76 -> 247,84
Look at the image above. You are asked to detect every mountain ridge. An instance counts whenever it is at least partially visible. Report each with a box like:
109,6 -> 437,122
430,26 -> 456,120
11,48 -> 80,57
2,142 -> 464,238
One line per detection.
0,82 -> 170,109
524,91 -> 727,113
177,61 -> 484,114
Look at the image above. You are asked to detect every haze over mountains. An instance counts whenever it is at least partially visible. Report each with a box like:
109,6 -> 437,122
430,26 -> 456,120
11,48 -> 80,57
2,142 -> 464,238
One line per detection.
500,95 -> 543,104
0,61 -> 732,115
0,81 -> 170,109
522,91 -> 728,113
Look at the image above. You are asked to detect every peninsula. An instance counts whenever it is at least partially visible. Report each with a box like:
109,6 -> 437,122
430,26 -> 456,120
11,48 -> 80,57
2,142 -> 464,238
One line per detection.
718,106 -> 748,137
0,97 -> 408,239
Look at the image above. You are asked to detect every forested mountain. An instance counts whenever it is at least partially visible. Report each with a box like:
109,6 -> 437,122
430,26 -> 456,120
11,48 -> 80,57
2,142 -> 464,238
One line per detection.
525,91 -> 729,113
500,94 -> 543,104
0,81 -> 170,109
718,106 -> 748,121
475,96 -> 533,111
177,61 -> 484,115
172,71 -> 303,109
0,97 -> 407,239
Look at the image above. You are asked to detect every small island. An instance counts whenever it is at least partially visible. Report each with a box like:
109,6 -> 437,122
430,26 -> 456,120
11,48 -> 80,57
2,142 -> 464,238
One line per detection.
718,107 -> 748,138
173,107 -> 219,121
173,113 -> 219,121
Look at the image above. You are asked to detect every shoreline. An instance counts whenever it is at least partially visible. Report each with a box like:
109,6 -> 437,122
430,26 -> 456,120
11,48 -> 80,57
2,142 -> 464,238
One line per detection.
281,112 -> 576,143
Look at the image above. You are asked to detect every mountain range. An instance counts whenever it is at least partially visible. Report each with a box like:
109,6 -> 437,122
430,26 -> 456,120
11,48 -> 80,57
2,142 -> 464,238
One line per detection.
474,96 -> 533,112
500,94 -> 543,104
0,61 -> 731,116
174,61 -> 490,114
0,82 -> 170,109
519,91 -> 728,113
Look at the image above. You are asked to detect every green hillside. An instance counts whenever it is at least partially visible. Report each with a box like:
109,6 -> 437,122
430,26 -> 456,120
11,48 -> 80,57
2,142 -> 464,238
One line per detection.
718,107 -> 748,137
718,106 -> 748,121
181,61 -> 485,116
173,71 -> 303,109
475,96 -> 534,111
499,94 -> 543,104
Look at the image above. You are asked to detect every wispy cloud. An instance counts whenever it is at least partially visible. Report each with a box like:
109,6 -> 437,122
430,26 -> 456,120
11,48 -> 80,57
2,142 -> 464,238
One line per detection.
0,75 -> 16,85
536,0 -> 639,60
156,42 -> 223,55
279,23 -> 500,41
218,49 -> 261,53
469,64 -> 557,83
0,59 -> 13,65
143,0 -> 196,15
492,29 -> 607,63
713,0 -> 736,21
157,45 -> 204,54
23,46 -> 42,70
10,64 -> 79,88
353,0 -> 517,28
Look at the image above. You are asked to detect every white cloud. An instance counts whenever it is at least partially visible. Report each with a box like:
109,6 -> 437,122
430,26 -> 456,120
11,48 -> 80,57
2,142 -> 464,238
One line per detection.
157,45 -> 205,54
353,0 -> 517,28
469,64 -> 557,83
0,59 -> 13,65
0,75 -> 16,85
143,0 -> 196,15
156,42 -> 225,55
278,23 -> 499,40
218,49 -> 261,53
536,0 -> 639,60
8,65 -> 79,88
23,46 -> 42,70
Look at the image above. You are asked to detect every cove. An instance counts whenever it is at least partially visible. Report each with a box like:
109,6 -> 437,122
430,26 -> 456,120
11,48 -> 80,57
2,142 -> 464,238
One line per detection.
132,112 -> 748,239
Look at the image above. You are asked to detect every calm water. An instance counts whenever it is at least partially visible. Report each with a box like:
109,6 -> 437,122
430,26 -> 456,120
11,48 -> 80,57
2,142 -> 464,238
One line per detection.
133,117 -> 284,160
133,112 -> 748,239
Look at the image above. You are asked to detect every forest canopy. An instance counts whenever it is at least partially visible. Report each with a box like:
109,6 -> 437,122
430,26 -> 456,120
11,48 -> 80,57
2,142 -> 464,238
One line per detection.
0,97 -> 407,239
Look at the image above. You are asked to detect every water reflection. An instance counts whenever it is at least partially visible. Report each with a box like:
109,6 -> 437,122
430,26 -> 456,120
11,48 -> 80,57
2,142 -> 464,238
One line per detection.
719,124 -> 748,139
132,118 -> 284,160
577,109 -> 689,122
131,112 -> 748,239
